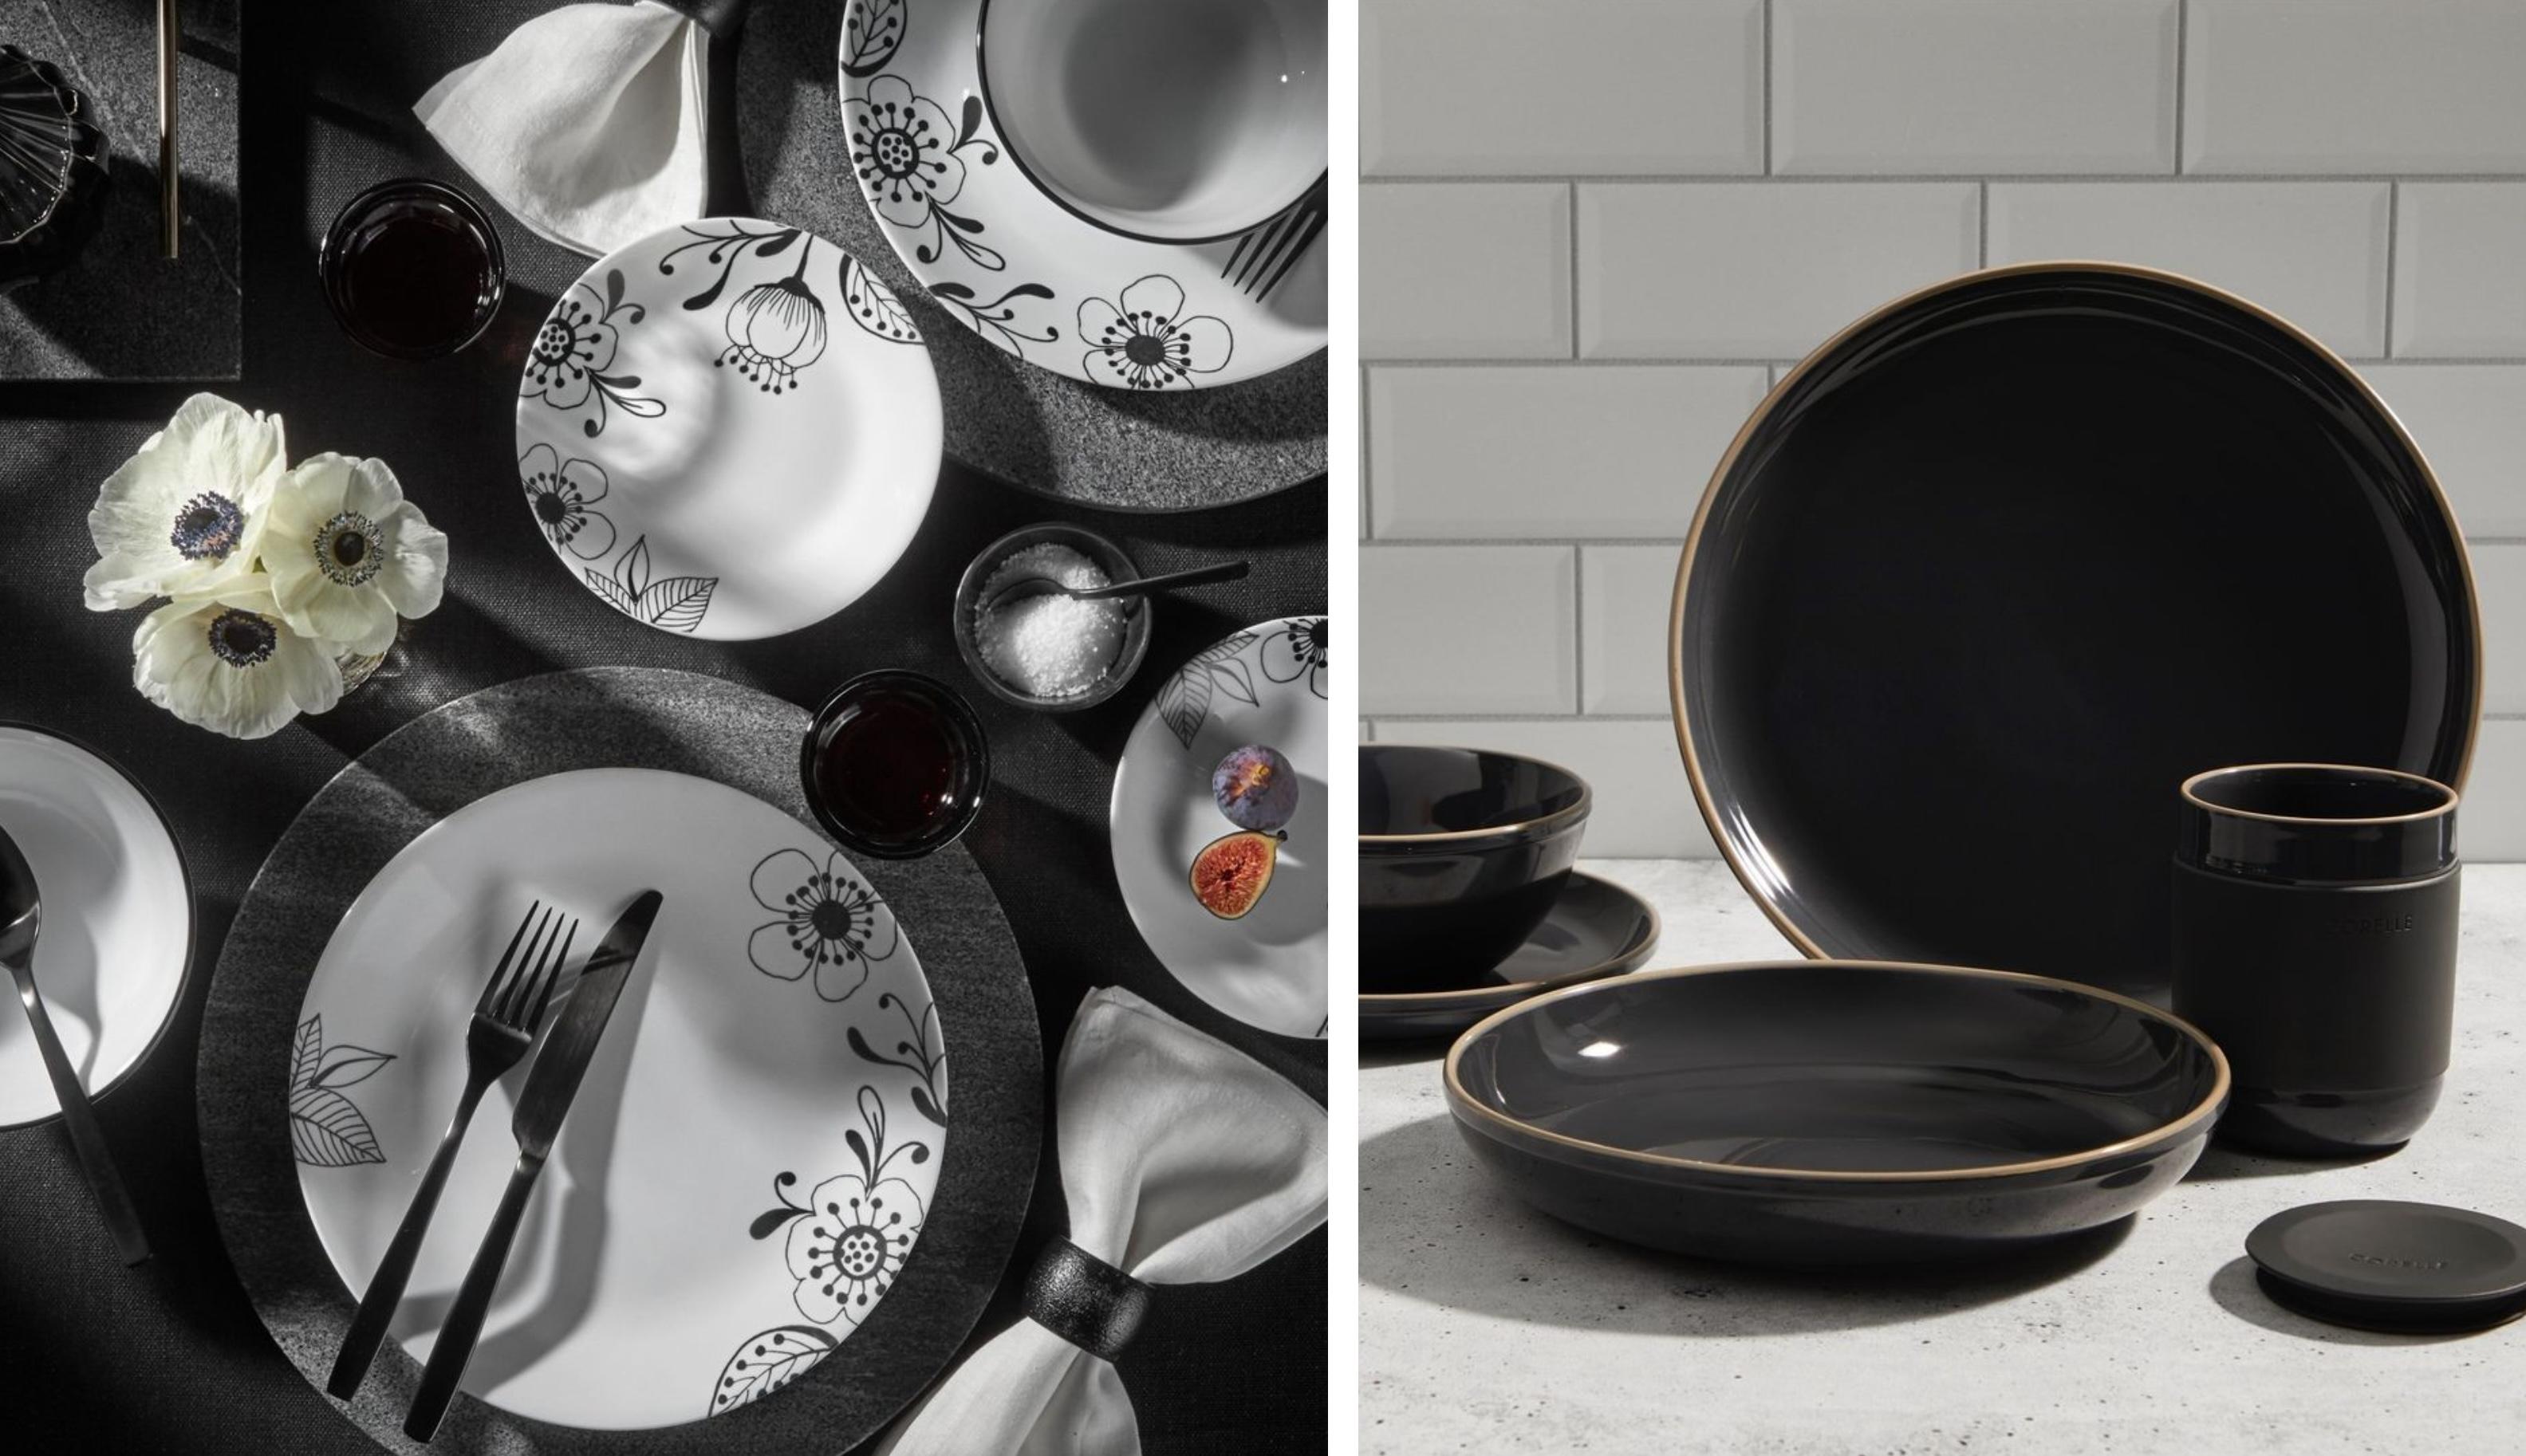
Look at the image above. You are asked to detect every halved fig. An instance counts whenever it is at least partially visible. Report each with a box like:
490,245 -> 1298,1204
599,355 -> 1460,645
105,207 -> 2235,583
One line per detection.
1190,829 -> 1281,919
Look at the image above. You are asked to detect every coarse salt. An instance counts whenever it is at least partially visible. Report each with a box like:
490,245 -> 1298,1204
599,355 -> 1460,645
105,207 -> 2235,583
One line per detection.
975,542 -> 1126,698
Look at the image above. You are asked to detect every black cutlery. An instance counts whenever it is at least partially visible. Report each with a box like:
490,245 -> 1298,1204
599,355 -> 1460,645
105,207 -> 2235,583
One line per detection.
1223,175 -> 1326,303
404,889 -> 664,1441
0,821 -> 150,1265
327,902 -> 578,1400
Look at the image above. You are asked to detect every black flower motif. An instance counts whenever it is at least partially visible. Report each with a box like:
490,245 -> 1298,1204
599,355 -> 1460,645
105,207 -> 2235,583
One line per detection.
719,251 -> 828,393
522,269 -> 661,437
1261,616 -> 1327,699
846,76 -> 1006,270
747,847 -> 900,1002
1079,275 -> 1232,390
517,443 -> 617,560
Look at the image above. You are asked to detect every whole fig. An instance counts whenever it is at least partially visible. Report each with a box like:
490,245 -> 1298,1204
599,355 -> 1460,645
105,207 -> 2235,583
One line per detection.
1212,743 -> 1299,831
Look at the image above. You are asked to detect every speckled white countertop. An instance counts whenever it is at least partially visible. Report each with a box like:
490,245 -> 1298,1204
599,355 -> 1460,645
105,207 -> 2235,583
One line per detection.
1361,860 -> 2526,1456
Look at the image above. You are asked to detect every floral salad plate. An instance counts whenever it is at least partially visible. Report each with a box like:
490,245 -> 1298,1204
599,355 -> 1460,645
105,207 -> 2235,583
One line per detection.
292,769 -> 947,1430
1109,617 -> 1329,1039
515,220 -> 942,640
838,0 -> 1327,389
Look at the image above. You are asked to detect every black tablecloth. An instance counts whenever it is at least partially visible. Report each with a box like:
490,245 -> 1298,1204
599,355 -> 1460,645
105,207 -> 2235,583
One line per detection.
0,3 -> 1326,1451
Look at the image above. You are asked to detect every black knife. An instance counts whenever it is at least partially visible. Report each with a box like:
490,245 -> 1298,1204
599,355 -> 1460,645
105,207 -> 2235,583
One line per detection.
403,888 -> 663,1441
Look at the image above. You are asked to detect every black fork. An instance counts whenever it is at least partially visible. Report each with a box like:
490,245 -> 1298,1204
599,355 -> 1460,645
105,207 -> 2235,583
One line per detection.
1223,175 -> 1327,304
327,903 -> 577,1400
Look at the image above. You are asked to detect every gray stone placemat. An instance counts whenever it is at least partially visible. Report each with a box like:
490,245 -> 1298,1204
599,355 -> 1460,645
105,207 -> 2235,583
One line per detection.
734,0 -> 1326,512
197,667 -> 1042,1455
0,0 -> 241,380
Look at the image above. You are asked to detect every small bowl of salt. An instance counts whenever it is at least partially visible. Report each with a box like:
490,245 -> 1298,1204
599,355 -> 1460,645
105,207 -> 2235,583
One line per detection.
953,523 -> 1154,712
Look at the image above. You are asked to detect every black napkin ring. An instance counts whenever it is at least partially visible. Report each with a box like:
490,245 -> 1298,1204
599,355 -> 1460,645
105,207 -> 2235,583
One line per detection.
1023,1236 -> 1151,1362
657,0 -> 751,38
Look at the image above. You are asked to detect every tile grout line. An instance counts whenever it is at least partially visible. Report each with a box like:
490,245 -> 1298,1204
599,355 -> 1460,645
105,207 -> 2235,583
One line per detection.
1762,0 -> 1775,175
1359,356 -> 2524,368
1359,363 -> 1377,540
1362,172 -> 2526,185
1567,182 -> 1582,360
1570,547 -> 1587,713
1977,180 -> 1989,268
1369,711 -> 2526,724
2173,0 -> 2188,175
2384,181 -> 2400,357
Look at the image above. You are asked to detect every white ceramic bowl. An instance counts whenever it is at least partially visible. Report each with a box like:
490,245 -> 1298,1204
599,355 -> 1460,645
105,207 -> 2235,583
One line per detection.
979,0 -> 1326,244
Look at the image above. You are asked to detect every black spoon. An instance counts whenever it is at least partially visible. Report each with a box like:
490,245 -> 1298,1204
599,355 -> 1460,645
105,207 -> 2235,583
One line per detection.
0,820 -> 149,1265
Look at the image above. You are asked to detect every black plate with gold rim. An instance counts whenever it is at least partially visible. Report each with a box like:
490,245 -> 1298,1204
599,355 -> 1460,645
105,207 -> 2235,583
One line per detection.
1672,262 -> 2480,999
1361,872 -> 1657,1043
1446,961 -> 2228,1264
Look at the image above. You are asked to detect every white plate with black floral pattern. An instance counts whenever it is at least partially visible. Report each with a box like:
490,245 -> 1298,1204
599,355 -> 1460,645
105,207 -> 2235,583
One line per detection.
837,0 -> 1327,388
293,769 -> 947,1429
1109,616 -> 1328,1039
515,220 -> 942,640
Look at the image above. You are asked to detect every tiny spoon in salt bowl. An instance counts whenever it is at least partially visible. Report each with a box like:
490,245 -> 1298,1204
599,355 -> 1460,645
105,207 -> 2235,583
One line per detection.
982,558 -> 1250,616
0,820 -> 150,1264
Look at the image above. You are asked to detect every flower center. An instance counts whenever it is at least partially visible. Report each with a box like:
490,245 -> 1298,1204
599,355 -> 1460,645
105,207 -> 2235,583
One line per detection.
531,488 -> 570,525
169,492 -> 246,561
1124,331 -> 1168,367
873,128 -> 918,178
313,511 -> 385,586
1298,620 -> 1325,660
532,317 -> 576,367
837,1226 -> 884,1277
810,897 -> 860,942
206,608 -> 278,667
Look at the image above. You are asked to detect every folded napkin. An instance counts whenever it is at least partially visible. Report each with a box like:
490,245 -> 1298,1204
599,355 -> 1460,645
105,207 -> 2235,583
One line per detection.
414,1 -> 713,258
881,987 -> 1329,1456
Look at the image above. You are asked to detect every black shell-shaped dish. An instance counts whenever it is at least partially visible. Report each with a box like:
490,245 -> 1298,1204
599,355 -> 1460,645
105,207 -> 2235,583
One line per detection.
1446,960 -> 2228,1264
0,44 -> 111,292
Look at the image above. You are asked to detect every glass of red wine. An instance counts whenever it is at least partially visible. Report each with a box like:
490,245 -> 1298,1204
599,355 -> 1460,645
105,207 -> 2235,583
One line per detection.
802,670 -> 991,859
318,178 -> 506,360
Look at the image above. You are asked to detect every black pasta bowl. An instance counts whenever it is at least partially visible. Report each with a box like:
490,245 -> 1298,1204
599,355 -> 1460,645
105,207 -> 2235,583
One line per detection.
1361,745 -> 1590,986
1445,960 -> 2228,1264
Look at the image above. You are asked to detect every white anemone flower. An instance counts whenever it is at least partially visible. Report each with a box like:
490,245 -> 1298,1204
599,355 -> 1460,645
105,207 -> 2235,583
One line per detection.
132,584 -> 345,741
262,453 -> 448,655
84,393 -> 287,610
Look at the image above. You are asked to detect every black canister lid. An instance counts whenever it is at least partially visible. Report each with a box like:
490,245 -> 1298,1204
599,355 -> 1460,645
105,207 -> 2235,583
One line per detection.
2246,1200 -> 2526,1333
2179,763 -> 2457,885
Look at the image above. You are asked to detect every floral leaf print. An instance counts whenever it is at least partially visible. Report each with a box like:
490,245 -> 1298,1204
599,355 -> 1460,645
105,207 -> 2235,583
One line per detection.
518,443 -> 618,561
845,990 -> 948,1125
719,246 -> 829,393
1260,616 -> 1328,701
780,1089 -> 928,1327
1156,631 -> 1259,749
1080,275 -> 1232,391
585,535 -> 719,634
847,76 -> 1005,272
289,1015 -> 393,1167
840,0 -> 905,78
709,1324 -> 837,1416
927,280 -> 1058,357
525,271 -> 660,439
842,256 -> 920,344
640,576 -> 719,633
747,847 -> 902,1003
658,221 -> 806,313
749,1170 -> 813,1242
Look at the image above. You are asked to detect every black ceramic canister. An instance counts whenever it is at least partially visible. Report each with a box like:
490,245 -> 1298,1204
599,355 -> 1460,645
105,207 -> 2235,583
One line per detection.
2172,763 -> 2459,1157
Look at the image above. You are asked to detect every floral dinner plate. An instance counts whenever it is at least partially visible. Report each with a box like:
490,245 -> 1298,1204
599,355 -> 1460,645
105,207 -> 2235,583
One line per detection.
1109,617 -> 1329,1038
514,220 -> 942,639
837,0 -> 1327,388
293,768 -> 948,1430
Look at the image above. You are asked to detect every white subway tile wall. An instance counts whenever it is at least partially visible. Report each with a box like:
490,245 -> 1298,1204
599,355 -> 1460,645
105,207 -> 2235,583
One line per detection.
1362,0 -> 2526,858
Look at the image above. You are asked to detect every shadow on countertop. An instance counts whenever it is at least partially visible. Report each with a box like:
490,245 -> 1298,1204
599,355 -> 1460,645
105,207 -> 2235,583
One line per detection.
1361,1112 -> 2131,1336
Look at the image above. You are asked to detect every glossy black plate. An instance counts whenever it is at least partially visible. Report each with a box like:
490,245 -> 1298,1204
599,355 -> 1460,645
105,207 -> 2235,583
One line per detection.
1446,960 -> 2228,1263
1673,263 -> 2480,998
1361,872 -> 1657,1042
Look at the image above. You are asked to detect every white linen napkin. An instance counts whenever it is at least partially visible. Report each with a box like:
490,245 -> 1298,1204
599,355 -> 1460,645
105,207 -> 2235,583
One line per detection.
414,1 -> 707,258
881,986 -> 1329,1456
